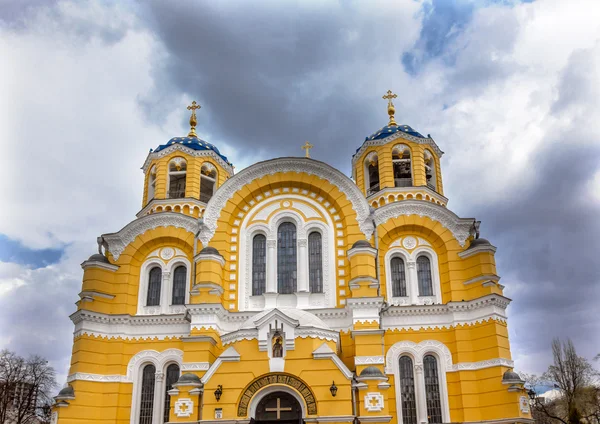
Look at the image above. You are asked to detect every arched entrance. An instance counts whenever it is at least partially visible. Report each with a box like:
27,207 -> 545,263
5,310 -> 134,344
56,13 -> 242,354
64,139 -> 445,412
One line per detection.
254,392 -> 302,424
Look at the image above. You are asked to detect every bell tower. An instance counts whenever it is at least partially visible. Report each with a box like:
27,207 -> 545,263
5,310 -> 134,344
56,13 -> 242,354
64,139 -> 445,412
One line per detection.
352,90 -> 445,208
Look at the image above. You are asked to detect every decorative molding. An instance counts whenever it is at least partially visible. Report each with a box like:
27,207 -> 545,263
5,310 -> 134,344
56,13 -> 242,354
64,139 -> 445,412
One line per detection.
458,243 -> 497,258
464,274 -> 500,286
450,358 -> 514,372
346,246 -> 377,259
402,236 -> 417,250
142,143 -> 234,175
374,200 -> 478,247
357,416 -> 393,423
80,260 -> 119,272
385,340 -> 453,374
364,392 -> 384,412
200,158 -> 373,245
312,343 -> 353,379
191,282 -> 224,295
195,253 -> 226,266
355,356 -> 385,365
67,373 -> 128,383
78,290 -> 115,302
174,398 -> 194,418
181,362 -> 210,371
102,213 -> 198,260
366,186 -> 448,206
126,349 -> 183,382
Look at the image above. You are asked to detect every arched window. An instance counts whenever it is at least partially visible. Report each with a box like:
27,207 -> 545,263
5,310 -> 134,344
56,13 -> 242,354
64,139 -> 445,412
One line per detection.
277,222 -> 297,294
172,266 -> 186,305
139,364 -> 156,424
163,364 -> 180,423
423,355 -> 443,423
365,153 -> 380,196
392,145 -> 412,187
417,256 -> 433,296
200,162 -> 217,203
147,166 -> 156,201
252,234 -> 267,296
147,267 -> 162,306
391,257 -> 407,297
399,356 -> 417,424
424,150 -> 437,192
308,232 -> 323,293
168,158 -> 187,199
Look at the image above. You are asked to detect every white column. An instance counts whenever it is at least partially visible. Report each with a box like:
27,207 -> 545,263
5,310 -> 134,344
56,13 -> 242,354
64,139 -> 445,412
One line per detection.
297,239 -> 308,292
161,271 -> 171,314
414,363 -> 428,424
153,371 -> 164,424
407,261 -> 418,305
265,239 -> 278,308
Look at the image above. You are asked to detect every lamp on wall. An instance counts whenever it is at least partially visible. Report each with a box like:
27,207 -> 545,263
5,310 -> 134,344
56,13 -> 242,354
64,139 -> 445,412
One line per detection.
330,381 -> 338,397
214,385 -> 223,402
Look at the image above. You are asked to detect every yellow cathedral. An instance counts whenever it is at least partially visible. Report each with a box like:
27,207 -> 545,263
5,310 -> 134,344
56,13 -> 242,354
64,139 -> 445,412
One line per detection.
52,93 -> 533,424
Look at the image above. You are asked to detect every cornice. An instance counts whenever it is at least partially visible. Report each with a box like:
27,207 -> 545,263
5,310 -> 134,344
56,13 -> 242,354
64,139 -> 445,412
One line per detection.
347,246 -> 377,259
348,276 -> 379,289
366,185 -> 448,205
141,144 -> 234,175
463,274 -> 500,286
101,213 -> 198,260
458,244 -> 497,258
373,200 -> 478,247
352,131 -> 443,166
194,253 -> 225,266
136,197 -> 207,219
199,157 -> 373,245
80,260 -> 119,272
191,282 -> 224,295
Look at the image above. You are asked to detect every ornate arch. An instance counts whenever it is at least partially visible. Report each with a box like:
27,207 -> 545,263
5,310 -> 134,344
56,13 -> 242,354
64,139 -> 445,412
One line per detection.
126,348 -> 184,382
101,213 -> 198,260
200,158 -> 373,245
384,340 -> 452,374
374,200 -> 478,247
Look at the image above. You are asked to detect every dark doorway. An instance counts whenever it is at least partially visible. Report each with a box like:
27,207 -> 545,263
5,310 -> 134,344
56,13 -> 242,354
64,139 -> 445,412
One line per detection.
254,392 -> 302,424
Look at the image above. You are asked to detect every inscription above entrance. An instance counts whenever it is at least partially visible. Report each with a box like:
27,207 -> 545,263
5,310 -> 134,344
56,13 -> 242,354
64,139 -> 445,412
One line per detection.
237,373 -> 317,417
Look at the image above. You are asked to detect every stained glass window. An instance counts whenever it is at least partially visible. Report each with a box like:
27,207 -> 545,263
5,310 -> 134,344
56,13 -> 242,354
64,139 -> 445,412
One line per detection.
391,257 -> 407,297
308,232 -> 323,293
163,364 -> 180,423
172,266 -> 186,305
399,356 -> 417,424
147,267 -> 162,306
424,355 -> 443,423
417,256 -> 433,296
139,364 -> 156,424
252,234 -> 267,295
277,223 -> 297,294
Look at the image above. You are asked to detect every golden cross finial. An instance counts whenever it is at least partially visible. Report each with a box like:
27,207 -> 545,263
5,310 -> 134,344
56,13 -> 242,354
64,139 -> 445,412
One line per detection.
302,141 -> 314,158
382,89 -> 398,126
187,100 -> 201,137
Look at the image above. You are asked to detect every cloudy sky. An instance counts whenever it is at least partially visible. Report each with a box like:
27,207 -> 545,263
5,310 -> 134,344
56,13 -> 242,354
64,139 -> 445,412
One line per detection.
1,0 -> 599,385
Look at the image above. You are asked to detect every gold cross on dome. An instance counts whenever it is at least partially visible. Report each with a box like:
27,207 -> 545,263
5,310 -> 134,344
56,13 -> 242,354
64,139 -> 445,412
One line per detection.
302,141 -> 314,158
265,398 -> 293,419
187,101 -> 201,137
382,90 -> 398,126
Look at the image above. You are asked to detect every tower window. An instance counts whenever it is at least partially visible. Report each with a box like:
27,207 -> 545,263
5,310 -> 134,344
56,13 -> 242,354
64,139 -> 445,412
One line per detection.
365,152 -> 380,196
308,232 -> 323,293
391,257 -> 407,297
417,256 -> 433,296
168,158 -> 187,199
252,234 -> 267,296
147,166 -> 156,201
424,355 -> 443,423
163,364 -> 180,423
399,356 -> 417,424
172,266 -> 186,305
424,150 -> 437,192
277,222 -> 297,294
139,364 -> 156,424
392,144 -> 412,187
147,267 -> 162,306
200,162 -> 217,203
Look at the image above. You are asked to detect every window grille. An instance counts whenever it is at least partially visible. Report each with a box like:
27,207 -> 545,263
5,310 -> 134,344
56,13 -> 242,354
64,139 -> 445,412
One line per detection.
277,222 -> 297,294
252,234 -> 267,295
417,256 -> 433,296
424,355 -> 443,423
399,356 -> 417,424
391,257 -> 407,297
139,364 -> 156,424
147,267 -> 162,306
172,266 -> 186,305
308,232 -> 323,293
163,364 -> 180,423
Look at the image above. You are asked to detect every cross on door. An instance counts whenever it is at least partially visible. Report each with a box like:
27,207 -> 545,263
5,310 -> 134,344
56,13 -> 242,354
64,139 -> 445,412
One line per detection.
265,397 -> 293,419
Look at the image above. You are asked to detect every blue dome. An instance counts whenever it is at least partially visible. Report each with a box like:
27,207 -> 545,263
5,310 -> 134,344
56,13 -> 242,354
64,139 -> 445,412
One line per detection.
153,136 -> 232,165
365,124 -> 426,142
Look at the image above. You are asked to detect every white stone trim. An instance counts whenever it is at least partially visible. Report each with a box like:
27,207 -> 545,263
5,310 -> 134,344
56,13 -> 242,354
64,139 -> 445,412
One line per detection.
373,200 -> 477,247
137,197 -> 207,218
364,392 -> 384,412
102,213 -> 198,260
200,158 -> 373,245
67,373 -> 128,383
247,384 -> 307,419
464,274 -> 500,286
355,356 -> 385,365
312,343 -> 353,379
142,143 -> 234,175
304,416 -> 355,423
346,246 -> 377,259
386,340 -> 450,424
450,358 -> 514,371
201,346 -> 240,384
195,253 -> 226,266
458,244 -> 497,258
181,362 -> 210,371
80,260 -> 119,271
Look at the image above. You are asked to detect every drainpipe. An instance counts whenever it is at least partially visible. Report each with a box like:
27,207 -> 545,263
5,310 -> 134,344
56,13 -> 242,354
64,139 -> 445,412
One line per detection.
351,374 -> 359,423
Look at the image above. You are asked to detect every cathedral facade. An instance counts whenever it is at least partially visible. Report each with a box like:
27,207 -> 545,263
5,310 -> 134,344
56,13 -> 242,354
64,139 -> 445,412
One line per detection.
52,95 -> 532,424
